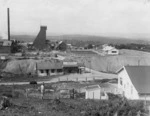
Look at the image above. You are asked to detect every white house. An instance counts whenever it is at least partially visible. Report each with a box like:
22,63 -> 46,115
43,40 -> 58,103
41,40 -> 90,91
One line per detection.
85,85 -> 108,100
107,48 -> 119,55
117,66 -> 150,100
102,45 -> 119,55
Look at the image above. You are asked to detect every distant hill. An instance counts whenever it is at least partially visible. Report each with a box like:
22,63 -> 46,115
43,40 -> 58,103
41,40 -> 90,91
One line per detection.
10,34 -> 150,45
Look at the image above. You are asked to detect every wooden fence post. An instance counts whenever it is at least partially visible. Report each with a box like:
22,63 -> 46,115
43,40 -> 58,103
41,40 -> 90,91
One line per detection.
76,78 -> 78,82
12,83 -> 14,97
93,92 -> 94,99
93,77 -> 95,81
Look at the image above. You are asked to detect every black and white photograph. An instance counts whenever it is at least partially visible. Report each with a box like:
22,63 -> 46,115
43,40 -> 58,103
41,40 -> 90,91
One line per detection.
0,0 -> 150,115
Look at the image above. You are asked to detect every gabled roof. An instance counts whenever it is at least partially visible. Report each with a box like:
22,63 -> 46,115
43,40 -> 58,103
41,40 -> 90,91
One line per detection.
37,60 -> 63,70
125,66 -> 150,94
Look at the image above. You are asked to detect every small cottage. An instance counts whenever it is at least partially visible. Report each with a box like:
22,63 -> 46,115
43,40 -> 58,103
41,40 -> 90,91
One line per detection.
36,60 -> 63,77
102,45 -> 119,55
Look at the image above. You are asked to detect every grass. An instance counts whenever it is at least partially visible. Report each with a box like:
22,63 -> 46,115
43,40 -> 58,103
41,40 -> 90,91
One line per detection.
0,82 -> 147,116
0,74 -> 59,83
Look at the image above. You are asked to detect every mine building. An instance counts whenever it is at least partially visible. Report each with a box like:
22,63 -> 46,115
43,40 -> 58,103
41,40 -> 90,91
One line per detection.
33,26 -> 47,50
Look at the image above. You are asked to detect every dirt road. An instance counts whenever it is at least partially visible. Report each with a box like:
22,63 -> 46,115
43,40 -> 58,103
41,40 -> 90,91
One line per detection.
0,68 -> 117,85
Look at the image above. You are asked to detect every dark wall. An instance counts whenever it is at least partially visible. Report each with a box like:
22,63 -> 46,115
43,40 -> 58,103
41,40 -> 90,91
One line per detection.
33,26 -> 47,50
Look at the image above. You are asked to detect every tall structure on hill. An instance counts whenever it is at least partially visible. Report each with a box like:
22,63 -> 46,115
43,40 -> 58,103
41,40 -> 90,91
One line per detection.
33,26 -> 47,50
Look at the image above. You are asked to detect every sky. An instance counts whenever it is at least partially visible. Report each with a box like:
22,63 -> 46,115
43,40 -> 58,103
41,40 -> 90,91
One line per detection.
1,0 -> 150,39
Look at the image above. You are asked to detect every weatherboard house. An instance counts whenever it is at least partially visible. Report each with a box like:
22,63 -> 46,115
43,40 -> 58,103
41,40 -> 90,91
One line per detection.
36,60 -> 63,77
102,44 -> 119,55
117,66 -> 150,100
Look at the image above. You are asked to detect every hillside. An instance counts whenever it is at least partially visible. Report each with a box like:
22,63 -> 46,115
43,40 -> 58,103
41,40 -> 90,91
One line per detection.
10,34 -> 150,45
89,49 -> 150,73
2,49 -> 150,74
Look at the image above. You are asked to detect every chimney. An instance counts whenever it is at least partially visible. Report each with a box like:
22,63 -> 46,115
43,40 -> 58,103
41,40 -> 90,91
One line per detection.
7,8 -> 10,41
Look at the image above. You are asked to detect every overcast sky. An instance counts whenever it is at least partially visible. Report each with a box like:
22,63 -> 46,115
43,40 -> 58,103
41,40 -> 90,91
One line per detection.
1,0 -> 150,39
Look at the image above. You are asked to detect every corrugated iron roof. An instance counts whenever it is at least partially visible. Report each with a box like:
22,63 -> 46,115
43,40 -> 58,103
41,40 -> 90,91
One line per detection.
37,60 -> 63,70
125,66 -> 150,94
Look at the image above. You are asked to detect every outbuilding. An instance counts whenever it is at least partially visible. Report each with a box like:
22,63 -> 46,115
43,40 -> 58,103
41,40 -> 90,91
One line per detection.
85,85 -> 108,100
117,66 -> 150,100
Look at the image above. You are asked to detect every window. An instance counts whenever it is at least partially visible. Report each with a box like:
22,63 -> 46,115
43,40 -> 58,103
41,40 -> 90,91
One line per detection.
112,51 -> 117,53
40,70 -> 44,73
46,70 -> 49,74
57,69 -> 62,73
51,69 -> 55,73
120,78 -> 123,85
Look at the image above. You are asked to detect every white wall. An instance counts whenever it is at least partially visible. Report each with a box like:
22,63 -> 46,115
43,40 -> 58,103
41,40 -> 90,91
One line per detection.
118,67 -> 139,100
107,49 -> 119,55
50,69 -> 63,76
85,89 -> 108,100
139,95 -> 150,101
38,69 -> 63,77
38,70 -> 48,77
86,89 -> 101,99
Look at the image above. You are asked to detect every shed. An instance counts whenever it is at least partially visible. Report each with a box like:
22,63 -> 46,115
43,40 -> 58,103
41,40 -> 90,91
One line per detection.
85,85 -> 108,100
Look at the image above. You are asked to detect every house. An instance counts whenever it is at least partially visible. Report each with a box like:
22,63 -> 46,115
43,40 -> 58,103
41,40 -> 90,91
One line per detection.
107,48 -> 119,55
85,85 -> 108,100
55,41 -> 67,51
102,44 -> 119,55
117,66 -> 150,100
36,60 -> 63,77
63,61 -> 84,74
0,40 -> 12,53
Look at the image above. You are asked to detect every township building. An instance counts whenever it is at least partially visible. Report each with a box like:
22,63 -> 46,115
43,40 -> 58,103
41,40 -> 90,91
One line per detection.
102,44 -> 119,55
36,60 -> 85,77
117,66 -> 150,100
36,60 -> 63,76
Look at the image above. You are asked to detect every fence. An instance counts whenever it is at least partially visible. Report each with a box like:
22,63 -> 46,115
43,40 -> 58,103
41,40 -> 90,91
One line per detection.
58,77 -> 96,82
